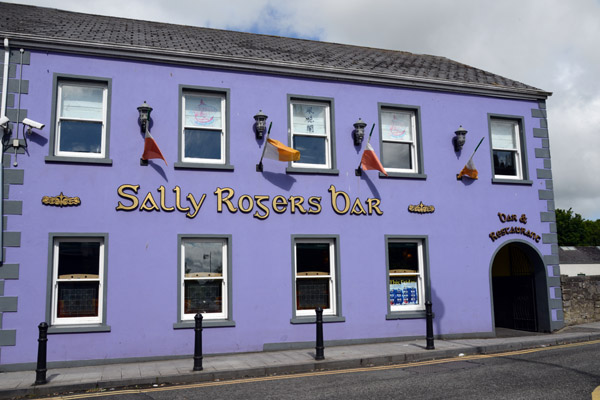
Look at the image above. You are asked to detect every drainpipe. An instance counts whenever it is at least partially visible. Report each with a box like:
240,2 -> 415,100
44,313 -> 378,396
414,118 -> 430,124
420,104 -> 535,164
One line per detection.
0,38 -> 8,262
1,38 -> 9,117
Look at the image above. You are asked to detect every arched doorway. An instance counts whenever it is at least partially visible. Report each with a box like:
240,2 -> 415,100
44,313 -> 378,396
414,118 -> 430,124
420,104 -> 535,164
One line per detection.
490,241 -> 550,332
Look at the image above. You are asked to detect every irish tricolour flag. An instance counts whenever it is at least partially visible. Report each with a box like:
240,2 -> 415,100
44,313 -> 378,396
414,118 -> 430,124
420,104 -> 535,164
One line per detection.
457,137 -> 484,180
263,138 -> 300,162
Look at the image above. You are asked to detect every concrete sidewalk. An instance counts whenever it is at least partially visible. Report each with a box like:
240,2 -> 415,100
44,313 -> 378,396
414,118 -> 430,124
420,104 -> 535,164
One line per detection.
2,322 -> 600,399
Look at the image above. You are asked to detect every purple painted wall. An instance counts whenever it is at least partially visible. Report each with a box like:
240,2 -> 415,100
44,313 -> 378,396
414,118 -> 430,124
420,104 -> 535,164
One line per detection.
1,50 -> 554,365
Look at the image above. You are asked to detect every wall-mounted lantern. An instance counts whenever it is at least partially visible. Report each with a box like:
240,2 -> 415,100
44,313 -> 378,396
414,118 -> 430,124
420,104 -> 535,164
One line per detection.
353,118 -> 367,146
137,101 -> 153,133
253,110 -> 268,139
453,125 -> 467,152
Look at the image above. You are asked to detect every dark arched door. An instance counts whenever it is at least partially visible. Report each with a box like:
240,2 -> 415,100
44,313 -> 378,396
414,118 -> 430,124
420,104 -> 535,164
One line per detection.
491,243 -> 539,331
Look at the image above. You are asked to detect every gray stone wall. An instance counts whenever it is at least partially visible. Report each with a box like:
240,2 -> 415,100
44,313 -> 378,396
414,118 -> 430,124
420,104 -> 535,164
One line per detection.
560,275 -> 600,325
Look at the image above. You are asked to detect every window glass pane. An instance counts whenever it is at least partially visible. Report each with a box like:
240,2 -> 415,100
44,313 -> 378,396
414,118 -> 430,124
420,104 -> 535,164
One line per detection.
58,241 -> 100,277
184,241 -> 223,276
296,243 -> 330,275
388,242 -> 418,273
382,142 -> 412,169
61,85 -> 104,120
184,95 -> 222,128
381,111 -> 412,141
491,120 -> 517,150
493,150 -> 517,176
296,278 -> 330,310
184,280 -> 223,313
59,120 -> 102,153
184,129 -> 222,160
57,281 -> 99,318
294,136 -> 326,165
389,276 -> 419,306
292,104 -> 326,135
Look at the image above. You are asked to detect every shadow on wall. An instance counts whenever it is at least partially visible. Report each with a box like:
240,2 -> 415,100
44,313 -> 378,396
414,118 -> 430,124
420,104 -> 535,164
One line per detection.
430,288 -> 445,337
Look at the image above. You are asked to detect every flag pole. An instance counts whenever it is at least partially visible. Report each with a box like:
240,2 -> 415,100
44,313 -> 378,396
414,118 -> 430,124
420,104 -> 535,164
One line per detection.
356,123 -> 376,176
256,122 -> 272,172
469,137 -> 484,159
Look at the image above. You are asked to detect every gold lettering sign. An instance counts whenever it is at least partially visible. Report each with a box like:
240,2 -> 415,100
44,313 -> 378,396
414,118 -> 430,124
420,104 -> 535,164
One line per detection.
42,192 -> 81,207
116,184 -> 383,219
408,202 -> 435,214
489,212 -> 538,242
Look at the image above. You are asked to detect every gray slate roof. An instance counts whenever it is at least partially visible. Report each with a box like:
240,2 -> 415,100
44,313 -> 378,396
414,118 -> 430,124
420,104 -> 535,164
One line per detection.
559,247 -> 600,264
0,2 -> 549,99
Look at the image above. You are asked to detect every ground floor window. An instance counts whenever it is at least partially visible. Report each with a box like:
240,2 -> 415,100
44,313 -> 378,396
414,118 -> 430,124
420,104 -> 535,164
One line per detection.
176,235 -> 234,327
47,234 -> 108,329
386,236 -> 430,319
291,235 -> 344,323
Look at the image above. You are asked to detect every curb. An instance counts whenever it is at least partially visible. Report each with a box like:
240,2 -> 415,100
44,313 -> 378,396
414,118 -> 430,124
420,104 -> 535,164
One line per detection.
2,333 -> 600,399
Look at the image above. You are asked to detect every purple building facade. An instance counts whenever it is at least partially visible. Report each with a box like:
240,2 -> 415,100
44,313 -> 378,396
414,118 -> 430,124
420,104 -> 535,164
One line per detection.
0,3 -> 562,370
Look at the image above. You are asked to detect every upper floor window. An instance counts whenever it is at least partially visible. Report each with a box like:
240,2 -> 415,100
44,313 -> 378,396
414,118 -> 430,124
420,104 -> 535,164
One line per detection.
47,75 -> 112,164
175,86 -> 233,170
378,104 -> 425,178
488,115 -> 530,183
287,96 -> 338,174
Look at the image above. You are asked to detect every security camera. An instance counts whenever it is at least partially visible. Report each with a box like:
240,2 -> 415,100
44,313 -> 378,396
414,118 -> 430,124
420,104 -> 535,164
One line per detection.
22,118 -> 44,130
0,115 -> 9,128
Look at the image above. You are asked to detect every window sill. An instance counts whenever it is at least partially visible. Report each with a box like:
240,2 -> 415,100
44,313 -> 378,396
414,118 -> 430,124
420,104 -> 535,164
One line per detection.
380,172 -> 427,180
491,178 -> 533,185
48,324 -> 111,334
174,162 -> 234,171
173,320 -> 236,329
386,311 -> 426,320
290,315 -> 345,324
45,156 -> 113,165
286,167 -> 339,175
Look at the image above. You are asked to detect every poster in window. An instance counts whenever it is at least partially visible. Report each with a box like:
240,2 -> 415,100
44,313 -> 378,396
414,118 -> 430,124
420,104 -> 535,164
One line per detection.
292,104 -> 326,135
381,111 -> 412,142
185,95 -> 222,128
389,278 -> 419,306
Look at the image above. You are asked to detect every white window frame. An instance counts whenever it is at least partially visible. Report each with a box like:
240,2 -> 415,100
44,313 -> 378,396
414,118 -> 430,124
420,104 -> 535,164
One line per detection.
180,237 -> 228,321
54,81 -> 108,159
380,108 -> 418,173
490,118 -> 523,180
387,238 -> 425,312
181,92 -> 226,165
293,238 -> 336,317
51,237 -> 105,326
290,100 -> 332,169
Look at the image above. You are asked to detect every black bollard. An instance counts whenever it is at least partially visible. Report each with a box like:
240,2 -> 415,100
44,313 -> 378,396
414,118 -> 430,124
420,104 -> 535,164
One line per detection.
425,300 -> 435,350
315,307 -> 324,360
35,322 -> 48,385
193,313 -> 203,371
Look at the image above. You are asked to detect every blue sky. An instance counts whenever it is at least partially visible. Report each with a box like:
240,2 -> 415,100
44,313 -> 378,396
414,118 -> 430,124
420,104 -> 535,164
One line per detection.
5,0 -> 600,220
